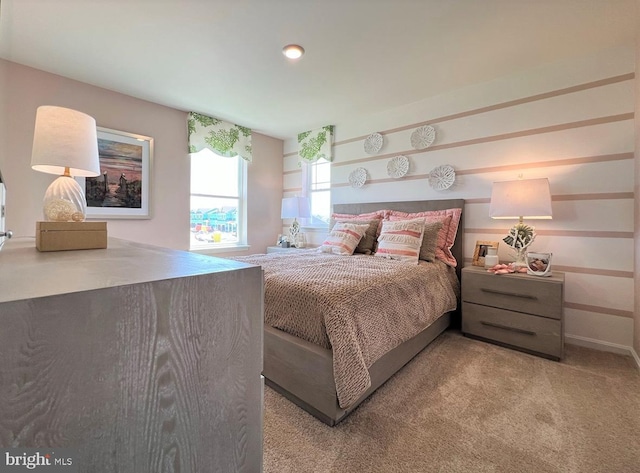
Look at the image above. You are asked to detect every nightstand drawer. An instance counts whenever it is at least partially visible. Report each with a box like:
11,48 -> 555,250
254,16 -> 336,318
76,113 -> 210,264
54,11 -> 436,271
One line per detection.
462,302 -> 563,359
462,272 -> 562,320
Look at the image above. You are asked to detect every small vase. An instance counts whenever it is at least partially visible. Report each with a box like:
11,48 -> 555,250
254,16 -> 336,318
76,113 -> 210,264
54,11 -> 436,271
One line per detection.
484,247 -> 499,268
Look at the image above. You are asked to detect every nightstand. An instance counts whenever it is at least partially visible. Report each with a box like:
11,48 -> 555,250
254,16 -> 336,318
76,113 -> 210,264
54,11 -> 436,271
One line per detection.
266,245 -> 301,253
461,265 -> 564,360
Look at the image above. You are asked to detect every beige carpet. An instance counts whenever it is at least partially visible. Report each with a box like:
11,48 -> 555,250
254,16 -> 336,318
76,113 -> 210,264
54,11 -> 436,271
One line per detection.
263,331 -> 640,473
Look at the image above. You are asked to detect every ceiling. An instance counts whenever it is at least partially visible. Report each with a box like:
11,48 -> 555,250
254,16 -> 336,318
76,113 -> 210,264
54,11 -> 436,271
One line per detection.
0,0 -> 636,140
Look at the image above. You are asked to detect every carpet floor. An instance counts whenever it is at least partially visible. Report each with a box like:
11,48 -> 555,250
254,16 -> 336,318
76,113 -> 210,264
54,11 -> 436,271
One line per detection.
263,331 -> 640,473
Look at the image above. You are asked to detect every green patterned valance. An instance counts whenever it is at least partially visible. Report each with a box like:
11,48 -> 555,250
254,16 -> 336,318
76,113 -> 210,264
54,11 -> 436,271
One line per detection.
188,112 -> 252,162
297,125 -> 334,164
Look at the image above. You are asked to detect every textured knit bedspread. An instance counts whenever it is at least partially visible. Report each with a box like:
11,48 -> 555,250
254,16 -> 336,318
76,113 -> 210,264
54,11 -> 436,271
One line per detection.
232,251 -> 459,408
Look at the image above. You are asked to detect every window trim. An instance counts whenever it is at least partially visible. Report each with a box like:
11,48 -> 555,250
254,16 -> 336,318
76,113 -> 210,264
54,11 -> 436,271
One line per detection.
189,151 -> 247,250
301,159 -> 330,230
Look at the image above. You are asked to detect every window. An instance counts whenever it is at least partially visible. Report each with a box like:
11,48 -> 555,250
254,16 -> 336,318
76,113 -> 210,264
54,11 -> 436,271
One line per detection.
190,148 -> 246,249
303,158 -> 331,227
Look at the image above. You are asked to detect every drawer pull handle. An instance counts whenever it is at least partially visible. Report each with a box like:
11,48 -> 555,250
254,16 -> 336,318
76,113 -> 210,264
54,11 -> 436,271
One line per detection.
481,288 -> 537,300
481,321 -> 536,336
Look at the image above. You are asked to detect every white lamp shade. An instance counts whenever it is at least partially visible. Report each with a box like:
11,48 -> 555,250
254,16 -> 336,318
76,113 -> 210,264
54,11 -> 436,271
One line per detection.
489,178 -> 553,220
281,196 -> 311,219
31,106 -> 100,177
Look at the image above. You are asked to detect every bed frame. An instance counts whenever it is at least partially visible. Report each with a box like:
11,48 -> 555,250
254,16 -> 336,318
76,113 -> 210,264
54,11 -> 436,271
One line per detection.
264,199 -> 465,426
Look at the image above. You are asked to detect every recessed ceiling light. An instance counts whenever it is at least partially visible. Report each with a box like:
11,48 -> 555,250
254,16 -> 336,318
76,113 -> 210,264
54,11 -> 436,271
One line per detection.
282,44 -> 305,60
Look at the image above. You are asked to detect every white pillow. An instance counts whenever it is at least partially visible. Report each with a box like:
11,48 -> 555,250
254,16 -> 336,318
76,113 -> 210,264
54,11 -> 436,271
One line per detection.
374,218 -> 425,263
317,222 -> 370,255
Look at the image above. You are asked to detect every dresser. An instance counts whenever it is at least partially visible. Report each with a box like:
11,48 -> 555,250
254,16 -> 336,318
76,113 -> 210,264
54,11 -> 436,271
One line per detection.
461,265 -> 564,360
0,238 -> 263,472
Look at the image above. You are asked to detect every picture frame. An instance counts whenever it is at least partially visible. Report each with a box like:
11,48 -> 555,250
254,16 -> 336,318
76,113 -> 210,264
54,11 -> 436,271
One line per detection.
80,127 -> 153,219
472,240 -> 499,267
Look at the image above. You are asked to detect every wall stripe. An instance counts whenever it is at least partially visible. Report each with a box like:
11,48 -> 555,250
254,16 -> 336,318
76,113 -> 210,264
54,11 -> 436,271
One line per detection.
333,153 -> 634,186
332,114 -> 634,167
332,73 -> 635,147
553,265 -> 634,279
465,228 -> 633,239
564,301 -> 634,319
465,192 -> 634,205
456,152 -> 634,176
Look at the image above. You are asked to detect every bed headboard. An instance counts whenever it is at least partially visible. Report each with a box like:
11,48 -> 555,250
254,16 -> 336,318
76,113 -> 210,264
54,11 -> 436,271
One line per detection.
333,199 -> 465,281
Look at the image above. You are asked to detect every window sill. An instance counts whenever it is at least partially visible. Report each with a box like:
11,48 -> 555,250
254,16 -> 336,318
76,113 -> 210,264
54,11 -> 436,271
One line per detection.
190,244 -> 250,255
300,225 -> 329,233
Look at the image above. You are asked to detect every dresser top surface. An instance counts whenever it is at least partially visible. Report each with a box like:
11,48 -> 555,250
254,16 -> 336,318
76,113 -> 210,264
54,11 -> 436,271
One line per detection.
0,238 -> 258,304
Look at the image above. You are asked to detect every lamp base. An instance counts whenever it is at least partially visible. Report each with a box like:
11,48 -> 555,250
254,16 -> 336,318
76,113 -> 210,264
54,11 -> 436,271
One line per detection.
43,175 -> 87,222
288,218 -> 300,246
512,248 -> 528,269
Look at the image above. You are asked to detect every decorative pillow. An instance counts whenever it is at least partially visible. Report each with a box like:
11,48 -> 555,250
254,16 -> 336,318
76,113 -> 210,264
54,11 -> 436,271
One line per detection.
332,218 -> 380,255
374,218 -> 425,264
417,220 -> 444,262
331,210 -> 388,237
388,208 -> 462,266
317,222 -> 370,255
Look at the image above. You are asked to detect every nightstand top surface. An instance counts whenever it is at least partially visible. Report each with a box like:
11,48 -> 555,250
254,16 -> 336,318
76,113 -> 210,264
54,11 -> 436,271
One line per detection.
462,264 -> 564,283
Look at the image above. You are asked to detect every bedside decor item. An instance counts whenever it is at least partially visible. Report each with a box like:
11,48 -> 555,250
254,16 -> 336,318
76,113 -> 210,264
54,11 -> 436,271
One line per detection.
281,196 -> 310,246
348,167 -> 367,188
295,232 -> 307,248
31,106 -> 101,221
526,252 -> 553,277
489,177 -> 553,268
364,132 -> 383,155
484,246 -> 499,268
472,240 -> 499,267
387,155 -> 409,178
428,164 -> 455,190
410,125 -> 436,150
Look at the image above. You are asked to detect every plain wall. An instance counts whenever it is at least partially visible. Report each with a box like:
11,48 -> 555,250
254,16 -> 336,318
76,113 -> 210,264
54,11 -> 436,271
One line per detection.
283,46 -> 637,358
635,0 -> 640,358
0,59 -> 283,254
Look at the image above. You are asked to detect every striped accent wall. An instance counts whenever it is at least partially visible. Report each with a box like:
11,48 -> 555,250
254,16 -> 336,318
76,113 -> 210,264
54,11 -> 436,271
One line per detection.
282,47 -> 636,352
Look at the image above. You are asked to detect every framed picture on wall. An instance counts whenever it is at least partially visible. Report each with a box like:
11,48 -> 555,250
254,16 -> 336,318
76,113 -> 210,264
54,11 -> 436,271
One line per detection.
81,127 -> 153,219
472,240 -> 499,267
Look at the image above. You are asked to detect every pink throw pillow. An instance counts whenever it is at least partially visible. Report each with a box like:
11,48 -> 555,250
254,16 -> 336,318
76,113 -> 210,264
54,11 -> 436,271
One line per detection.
387,208 -> 462,266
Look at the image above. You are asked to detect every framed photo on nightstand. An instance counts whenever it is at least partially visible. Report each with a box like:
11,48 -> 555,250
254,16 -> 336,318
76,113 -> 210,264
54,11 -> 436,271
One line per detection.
472,240 -> 499,267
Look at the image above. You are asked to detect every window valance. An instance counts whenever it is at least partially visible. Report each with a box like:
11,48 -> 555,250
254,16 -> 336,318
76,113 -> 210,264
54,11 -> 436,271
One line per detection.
297,125 -> 334,164
188,112 -> 252,162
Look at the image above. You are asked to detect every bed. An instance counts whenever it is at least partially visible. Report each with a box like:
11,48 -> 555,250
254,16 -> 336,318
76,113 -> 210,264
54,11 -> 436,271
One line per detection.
237,199 -> 464,425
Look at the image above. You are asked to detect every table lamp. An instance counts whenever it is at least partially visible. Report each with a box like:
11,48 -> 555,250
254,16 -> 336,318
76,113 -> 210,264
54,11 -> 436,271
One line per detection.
281,196 -> 310,246
31,106 -> 101,221
489,177 -> 552,267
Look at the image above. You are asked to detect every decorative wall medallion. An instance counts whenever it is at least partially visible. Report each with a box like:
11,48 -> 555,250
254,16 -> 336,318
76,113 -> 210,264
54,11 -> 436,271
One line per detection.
387,155 -> 409,178
410,125 -> 436,150
428,164 -> 455,190
364,132 -> 383,155
348,167 -> 367,188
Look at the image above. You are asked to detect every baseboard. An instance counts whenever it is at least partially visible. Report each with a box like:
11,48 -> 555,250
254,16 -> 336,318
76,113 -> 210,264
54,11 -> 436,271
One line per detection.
566,334 -> 640,369
632,347 -> 640,370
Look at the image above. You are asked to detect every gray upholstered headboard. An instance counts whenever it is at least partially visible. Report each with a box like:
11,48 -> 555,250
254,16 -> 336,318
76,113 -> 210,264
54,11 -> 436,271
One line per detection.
333,199 -> 465,281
